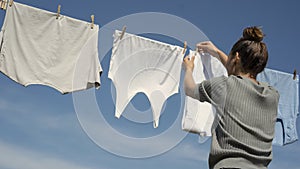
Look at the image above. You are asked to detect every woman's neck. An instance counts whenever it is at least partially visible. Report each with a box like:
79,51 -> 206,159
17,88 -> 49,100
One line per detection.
238,72 -> 259,84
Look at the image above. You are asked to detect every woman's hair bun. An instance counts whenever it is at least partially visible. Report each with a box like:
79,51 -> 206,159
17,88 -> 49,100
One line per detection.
242,26 -> 264,42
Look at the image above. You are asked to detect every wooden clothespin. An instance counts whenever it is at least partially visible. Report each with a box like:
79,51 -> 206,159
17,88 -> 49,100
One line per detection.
1,0 -> 7,10
120,26 -> 126,40
91,15 -> 95,29
182,41 -> 187,54
0,1 -> 3,10
56,5 -> 61,19
9,0 -> 13,7
293,69 -> 297,80
3,0 -> 7,10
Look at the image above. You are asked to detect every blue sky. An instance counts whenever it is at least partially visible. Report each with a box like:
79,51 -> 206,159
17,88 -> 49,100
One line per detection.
0,0 -> 299,169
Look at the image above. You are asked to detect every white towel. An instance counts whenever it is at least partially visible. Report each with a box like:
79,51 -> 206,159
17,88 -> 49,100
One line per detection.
0,2 -> 102,94
182,50 -> 227,136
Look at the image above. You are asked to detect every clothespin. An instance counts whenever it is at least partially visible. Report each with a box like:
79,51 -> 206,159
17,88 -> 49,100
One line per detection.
120,26 -> 126,40
91,15 -> 94,29
9,0 -> 12,7
1,0 -> 7,10
0,1 -> 3,10
3,0 -> 7,10
293,69 -> 297,80
182,41 -> 187,54
56,5 -> 61,19
193,48 -> 198,57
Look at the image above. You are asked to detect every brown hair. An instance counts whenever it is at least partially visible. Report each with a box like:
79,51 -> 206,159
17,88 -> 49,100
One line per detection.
230,26 -> 268,77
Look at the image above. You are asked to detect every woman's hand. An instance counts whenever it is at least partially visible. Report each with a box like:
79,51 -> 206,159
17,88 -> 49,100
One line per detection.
183,55 -> 195,72
197,41 -> 219,57
197,41 -> 229,68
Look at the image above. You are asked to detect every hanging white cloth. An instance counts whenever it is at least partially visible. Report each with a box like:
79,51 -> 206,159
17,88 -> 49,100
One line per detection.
109,30 -> 184,128
0,2 -> 102,94
182,50 -> 227,137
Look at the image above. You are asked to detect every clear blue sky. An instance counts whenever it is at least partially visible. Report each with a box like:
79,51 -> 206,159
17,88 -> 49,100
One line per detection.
0,0 -> 299,169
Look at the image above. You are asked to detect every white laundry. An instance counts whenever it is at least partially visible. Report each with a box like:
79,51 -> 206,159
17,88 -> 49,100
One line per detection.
182,50 -> 227,136
108,30 -> 184,128
0,2 -> 102,94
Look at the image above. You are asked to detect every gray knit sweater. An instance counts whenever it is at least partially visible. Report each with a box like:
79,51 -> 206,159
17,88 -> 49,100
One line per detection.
196,75 -> 279,169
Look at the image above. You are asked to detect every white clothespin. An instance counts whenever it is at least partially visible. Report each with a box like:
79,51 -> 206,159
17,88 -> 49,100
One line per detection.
91,15 -> 95,29
193,48 -> 198,57
182,41 -> 187,54
56,5 -> 61,19
120,26 -> 126,40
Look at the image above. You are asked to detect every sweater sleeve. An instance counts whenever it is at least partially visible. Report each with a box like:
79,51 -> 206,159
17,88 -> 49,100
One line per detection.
194,75 -> 228,107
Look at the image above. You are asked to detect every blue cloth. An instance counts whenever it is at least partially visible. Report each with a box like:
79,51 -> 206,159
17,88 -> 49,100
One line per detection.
257,68 -> 299,146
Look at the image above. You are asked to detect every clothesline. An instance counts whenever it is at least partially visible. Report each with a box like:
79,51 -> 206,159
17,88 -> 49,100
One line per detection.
1,0 -> 190,53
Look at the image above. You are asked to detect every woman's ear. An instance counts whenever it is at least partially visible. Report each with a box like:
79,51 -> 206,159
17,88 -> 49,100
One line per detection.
235,52 -> 240,60
233,52 -> 241,64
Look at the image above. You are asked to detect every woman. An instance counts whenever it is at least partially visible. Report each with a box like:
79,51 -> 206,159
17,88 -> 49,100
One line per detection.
183,26 -> 279,169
